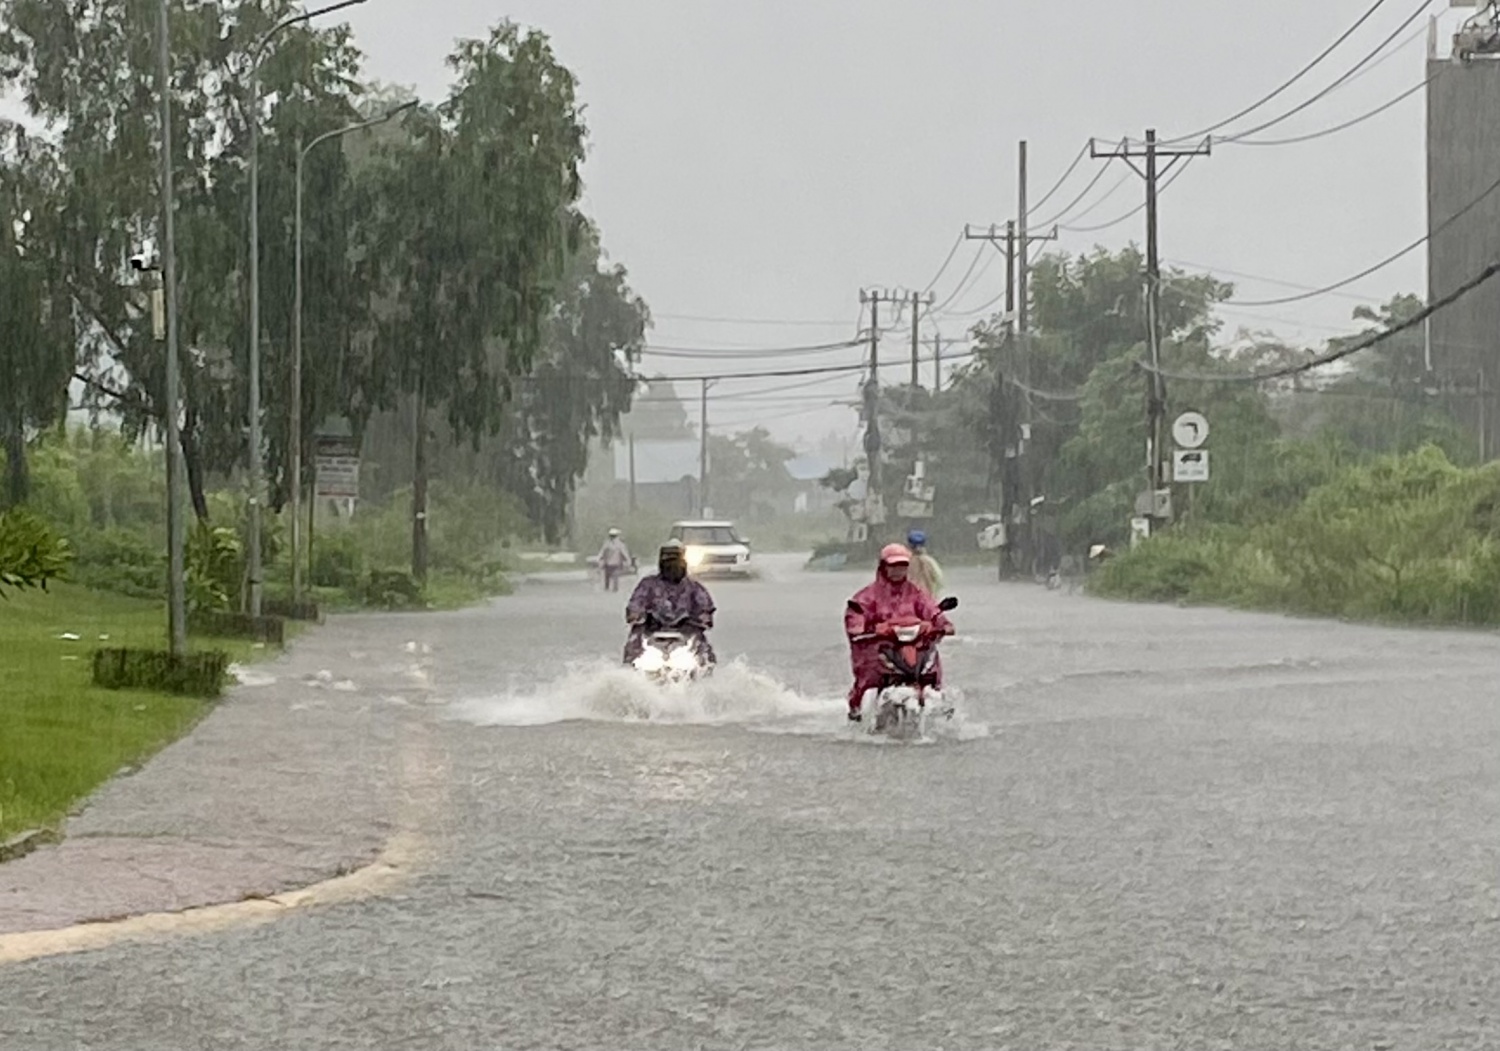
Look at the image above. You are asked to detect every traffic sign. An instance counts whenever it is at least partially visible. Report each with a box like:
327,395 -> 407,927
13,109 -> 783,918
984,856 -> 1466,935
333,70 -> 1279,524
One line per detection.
1172,411 -> 1209,449
1173,449 -> 1209,483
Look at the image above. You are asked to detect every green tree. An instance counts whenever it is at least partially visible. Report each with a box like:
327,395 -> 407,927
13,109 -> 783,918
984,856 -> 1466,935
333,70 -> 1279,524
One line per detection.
0,124 -> 75,507
357,20 -> 586,580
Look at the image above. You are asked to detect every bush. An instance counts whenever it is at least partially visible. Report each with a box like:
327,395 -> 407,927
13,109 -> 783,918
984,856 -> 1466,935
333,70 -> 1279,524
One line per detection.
187,611 -> 286,646
91,647 -> 229,698
263,597 -> 322,622
185,522 -> 244,613
1093,447 -> 1500,626
69,527 -> 164,599
310,531 -> 365,590
0,508 -> 72,597
359,569 -> 425,610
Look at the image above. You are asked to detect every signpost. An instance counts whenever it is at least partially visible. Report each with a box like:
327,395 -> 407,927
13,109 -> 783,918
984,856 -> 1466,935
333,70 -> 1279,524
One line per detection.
314,435 -> 360,500
1172,411 -> 1209,449
1172,448 -> 1210,483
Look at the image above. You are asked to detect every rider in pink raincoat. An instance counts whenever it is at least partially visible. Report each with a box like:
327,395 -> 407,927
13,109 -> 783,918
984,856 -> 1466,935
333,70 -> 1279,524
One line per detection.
842,543 -> 954,721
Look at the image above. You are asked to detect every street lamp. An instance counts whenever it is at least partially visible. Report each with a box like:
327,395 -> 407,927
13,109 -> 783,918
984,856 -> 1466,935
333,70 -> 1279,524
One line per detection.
246,0 -> 368,618
155,0 -> 186,657
291,99 -> 416,602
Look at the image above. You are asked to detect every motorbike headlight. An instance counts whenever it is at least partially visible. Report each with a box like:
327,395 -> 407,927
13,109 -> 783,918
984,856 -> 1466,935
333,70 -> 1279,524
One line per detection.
634,647 -> 666,672
666,646 -> 698,672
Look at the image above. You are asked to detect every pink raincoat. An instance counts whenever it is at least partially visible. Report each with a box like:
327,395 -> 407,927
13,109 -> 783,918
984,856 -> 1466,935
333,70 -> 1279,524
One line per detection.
843,571 -> 953,711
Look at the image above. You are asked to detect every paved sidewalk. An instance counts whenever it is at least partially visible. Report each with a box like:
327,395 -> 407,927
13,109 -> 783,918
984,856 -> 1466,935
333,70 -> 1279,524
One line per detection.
0,614 -> 444,935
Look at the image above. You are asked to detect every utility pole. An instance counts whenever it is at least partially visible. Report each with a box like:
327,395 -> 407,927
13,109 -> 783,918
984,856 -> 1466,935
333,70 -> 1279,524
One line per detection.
1091,129 -> 1212,534
933,331 -> 942,393
859,288 -> 903,550
698,378 -> 712,516
964,145 -> 1059,578
156,0 -> 186,658
909,290 -> 935,388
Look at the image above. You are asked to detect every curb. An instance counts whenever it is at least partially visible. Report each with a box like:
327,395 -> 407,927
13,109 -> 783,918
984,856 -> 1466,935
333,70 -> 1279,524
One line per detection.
0,828 -> 60,865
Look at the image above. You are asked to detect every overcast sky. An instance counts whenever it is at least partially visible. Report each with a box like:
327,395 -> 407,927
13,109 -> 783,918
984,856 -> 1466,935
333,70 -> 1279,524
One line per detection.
8,0 -> 1468,450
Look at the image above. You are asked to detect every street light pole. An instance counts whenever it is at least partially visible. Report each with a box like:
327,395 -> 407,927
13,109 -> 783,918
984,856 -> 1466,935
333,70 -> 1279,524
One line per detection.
246,0 -> 368,618
157,0 -> 186,657
291,100 -> 415,602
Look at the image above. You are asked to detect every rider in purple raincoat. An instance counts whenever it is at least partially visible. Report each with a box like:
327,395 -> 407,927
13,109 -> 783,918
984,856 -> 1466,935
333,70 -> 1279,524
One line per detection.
623,541 -> 717,666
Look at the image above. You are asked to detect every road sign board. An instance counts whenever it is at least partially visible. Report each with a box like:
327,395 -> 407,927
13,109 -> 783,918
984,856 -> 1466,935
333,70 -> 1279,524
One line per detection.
1173,448 -> 1209,483
314,435 -> 360,499
1172,411 -> 1209,449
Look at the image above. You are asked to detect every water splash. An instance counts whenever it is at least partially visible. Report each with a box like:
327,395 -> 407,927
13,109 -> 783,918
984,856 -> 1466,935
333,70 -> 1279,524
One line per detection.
453,659 -> 991,744
452,659 -> 827,728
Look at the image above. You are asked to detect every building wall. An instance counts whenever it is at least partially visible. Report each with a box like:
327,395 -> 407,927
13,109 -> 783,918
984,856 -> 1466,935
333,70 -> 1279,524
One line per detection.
1427,56 -> 1500,455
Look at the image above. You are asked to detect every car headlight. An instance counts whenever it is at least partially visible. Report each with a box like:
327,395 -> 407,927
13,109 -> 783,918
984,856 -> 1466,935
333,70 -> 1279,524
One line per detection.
685,547 -> 705,568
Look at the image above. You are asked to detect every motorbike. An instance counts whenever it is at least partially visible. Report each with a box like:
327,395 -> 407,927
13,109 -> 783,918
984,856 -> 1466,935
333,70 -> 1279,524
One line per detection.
628,610 -> 712,686
855,596 -> 959,737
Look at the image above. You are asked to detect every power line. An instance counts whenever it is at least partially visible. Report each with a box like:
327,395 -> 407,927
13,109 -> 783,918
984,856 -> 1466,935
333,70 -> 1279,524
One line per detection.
1025,142 -> 1090,217
1229,72 -> 1433,147
1229,164 -> 1500,307
651,311 -> 852,327
1146,260 -> 1500,384
1211,0 -> 1436,146
930,244 -> 995,313
1032,161 -> 1113,229
1060,155 -> 1200,234
920,231 -> 966,294
1166,0 -> 1398,142
639,338 -> 863,360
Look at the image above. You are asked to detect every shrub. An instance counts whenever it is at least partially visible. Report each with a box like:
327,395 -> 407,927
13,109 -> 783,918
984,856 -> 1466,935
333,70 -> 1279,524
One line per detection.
91,648 -> 229,698
185,522 -> 244,613
187,611 -> 286,646
69,527 -> 163,599
359,569 -> 425,610
310,531 -> 365,589
0,508 -> 72,597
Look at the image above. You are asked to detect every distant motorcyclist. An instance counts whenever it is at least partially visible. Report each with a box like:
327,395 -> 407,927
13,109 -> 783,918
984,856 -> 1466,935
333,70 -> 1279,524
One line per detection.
597,527 -> 631,592
843,543 -> 953,722
906,528 -> 945,598
624,541 -> 717,665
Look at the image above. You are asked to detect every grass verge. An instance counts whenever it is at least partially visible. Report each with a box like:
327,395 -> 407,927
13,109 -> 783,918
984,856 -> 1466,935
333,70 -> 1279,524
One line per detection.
0,583 -> 268,841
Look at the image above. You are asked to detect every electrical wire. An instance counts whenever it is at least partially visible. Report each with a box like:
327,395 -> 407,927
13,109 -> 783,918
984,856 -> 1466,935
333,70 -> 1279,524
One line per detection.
1165,0 -> 1398,142
1025,142 -> 1090,217
1228,165 -> 1500,307
920,231 -> 966,294
651,312 -> 853,327
1228,72 -> 1433,147
1060,156 -> 1200,235
929,244 -> 994,314
1211,0 -> 1436,146
1145,259 -> 1500,384
1031,162 -> 1113,230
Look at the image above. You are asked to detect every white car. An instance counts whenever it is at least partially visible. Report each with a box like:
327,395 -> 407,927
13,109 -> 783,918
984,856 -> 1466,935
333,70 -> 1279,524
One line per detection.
670,520 -> 753,578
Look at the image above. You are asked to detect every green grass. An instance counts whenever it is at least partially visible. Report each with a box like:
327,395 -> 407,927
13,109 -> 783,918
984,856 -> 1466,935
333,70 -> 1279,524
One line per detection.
0,583 -> 266,841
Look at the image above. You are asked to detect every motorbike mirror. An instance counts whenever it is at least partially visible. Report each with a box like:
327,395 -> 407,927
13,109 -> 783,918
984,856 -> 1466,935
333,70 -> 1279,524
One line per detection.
938,596 -> 959,612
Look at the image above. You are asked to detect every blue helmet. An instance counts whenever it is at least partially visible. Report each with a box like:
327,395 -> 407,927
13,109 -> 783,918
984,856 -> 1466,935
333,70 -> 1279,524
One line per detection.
906,529 -> 927,547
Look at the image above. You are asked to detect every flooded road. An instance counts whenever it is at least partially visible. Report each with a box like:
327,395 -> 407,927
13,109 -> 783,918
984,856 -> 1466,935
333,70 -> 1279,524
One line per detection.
4,556 -> 1499,1049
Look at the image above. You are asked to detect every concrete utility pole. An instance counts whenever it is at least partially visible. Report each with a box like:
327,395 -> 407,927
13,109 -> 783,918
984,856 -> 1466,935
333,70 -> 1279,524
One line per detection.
156,0 -> 186,657
964,143 -> 1060,576
909,290 -> 935,388
1091,129 -> 1212,534
698,378 -> 712,515
859,288 -> 904,551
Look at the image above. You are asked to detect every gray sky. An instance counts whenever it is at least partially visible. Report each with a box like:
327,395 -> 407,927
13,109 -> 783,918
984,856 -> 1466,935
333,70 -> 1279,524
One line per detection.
7,0 -> 1461,449
340,0 -> 1451,447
